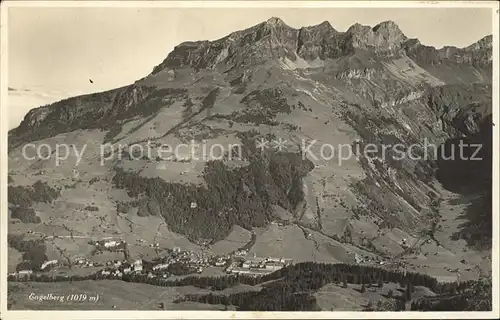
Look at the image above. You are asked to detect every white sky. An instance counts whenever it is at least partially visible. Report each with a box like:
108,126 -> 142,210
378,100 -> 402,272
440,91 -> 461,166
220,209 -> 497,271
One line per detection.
6,7 -> 494,128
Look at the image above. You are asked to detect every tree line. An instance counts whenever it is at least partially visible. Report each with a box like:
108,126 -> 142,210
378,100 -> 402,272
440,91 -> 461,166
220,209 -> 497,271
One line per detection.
7,260 -> 473,295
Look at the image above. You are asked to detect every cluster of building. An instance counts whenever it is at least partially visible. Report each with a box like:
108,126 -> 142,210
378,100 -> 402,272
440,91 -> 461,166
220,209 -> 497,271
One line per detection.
8,244 -> 294,282
226,256 -> 293,276
74,258 -> 103,268
95,249 -> 293,280
94,247 -> 222,280
8,270 -> 33,278
89,239 -> 126,251
149,247 -> 225,274
233,249 -> 248,257
354,253 -> 389,266
8,259 -> 59,278
99,259 -> 143,278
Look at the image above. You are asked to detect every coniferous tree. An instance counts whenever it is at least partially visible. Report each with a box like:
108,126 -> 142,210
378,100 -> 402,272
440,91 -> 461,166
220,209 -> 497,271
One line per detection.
387,289 -> 393,299
397,298 -> 406,311
405,282 -> 413,301
364,301 -> 374,311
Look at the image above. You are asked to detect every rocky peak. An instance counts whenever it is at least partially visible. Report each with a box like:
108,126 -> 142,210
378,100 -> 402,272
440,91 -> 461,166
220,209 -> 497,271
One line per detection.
259,16 -> 297,44
150,18 -> 491,74
403,34 -> 492,69
462,35 -> 492,66
346,22 -> 371,34
265,17 -> 288,27
296,21 -> 342,60
373,20 -> 407,42
372,20 -> 404,35
466,35 -> 492,51
151,17 -> 299,73
344,20 -> 407,53
251,16 -> 294,38
303,20 -> 337,33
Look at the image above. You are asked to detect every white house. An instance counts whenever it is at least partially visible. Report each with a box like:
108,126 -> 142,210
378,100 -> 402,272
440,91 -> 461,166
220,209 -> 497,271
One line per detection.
230,268 -> 252,275
234,249 -> 247,257
354,253 -> 363,264
133,259 -> 143,272
153,263 -> 169,271
264,262 -> 284,271
104,240 -> 118,248
18,270 -> 33,275
242,258 -> 263,269
133,259 -> 142,266
134,265 -> 143,272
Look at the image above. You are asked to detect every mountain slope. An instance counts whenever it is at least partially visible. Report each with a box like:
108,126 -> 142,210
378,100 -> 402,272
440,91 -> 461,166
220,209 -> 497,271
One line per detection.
8,18 -> 492,280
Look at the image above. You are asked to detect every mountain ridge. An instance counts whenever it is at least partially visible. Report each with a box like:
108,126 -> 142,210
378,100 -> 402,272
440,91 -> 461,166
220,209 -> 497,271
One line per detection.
151,17 -> 491,74
9,18 -> 491,144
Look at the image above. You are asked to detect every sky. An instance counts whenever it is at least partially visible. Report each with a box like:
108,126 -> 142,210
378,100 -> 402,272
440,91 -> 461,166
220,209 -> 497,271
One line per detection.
6,6 -> 494,129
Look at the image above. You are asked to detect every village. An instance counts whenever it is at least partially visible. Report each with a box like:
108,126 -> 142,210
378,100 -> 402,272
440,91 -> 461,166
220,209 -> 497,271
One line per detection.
8,231 -> 412,282
8,238 -> 294,281
7,227 -> 422,283
8,232 -> 412,282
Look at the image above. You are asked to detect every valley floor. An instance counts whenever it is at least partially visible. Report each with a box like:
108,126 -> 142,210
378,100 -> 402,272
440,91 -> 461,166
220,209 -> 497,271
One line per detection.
390,184 -> 491,282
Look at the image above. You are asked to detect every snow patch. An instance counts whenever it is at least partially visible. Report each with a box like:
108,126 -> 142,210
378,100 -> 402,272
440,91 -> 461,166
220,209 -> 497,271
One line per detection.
214,47 -> 230,65
296,88 -> 320,103
401,120 -> 414,134
383,58 -> 444,86
279,54 -> 324,70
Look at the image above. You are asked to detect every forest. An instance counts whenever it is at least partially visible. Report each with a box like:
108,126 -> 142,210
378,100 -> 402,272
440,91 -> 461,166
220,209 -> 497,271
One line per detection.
112,147 -> 314,242
8,234 -> 48,271
8,181 -> 60,223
